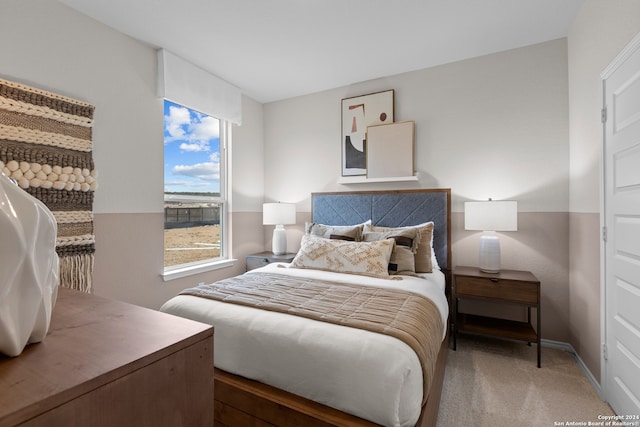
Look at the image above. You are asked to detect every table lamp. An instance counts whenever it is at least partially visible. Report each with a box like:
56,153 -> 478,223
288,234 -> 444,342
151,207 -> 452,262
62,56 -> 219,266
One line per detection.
263,202 -> 296,255
464,199 -> 517,273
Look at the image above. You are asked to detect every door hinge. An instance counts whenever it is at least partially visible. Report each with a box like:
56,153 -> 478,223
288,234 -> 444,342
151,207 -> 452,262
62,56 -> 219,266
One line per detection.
602,107 -> 608,123
602,226 -> 608,242
602,343 -> 608,361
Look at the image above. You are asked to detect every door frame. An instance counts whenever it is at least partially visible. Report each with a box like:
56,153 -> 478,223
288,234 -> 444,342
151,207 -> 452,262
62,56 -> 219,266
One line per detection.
600,30 -> 640,404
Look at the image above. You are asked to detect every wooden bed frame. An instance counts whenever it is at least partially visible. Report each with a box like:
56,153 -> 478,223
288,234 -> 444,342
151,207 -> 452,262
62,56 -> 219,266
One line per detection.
214,189 -> 452,427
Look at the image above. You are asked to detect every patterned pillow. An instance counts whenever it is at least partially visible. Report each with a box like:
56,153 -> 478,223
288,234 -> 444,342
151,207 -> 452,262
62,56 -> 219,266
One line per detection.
362,228 -> 419,275
364,222 -> 436,273
305,222 -> 364,241
289,234 -> 394,278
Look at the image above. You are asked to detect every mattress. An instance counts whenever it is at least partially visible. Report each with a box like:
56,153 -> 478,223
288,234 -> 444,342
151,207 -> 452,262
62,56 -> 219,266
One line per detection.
160,262 -> 448,427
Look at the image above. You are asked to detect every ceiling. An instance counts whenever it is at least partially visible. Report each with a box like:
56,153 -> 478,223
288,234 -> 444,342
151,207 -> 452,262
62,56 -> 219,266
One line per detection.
58,0 -> 584,104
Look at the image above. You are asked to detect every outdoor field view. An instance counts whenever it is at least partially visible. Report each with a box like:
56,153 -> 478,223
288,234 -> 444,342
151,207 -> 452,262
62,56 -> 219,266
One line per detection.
163,100 -> 222,268
164,224 -> 220,267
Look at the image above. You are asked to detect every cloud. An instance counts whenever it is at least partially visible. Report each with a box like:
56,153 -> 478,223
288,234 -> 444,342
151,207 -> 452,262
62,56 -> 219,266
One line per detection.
179,142 -> 210,152
191,115 -> 219,141
164,105 -> 191,141
164,102 -> 222,193
164,104 -> 220,146
172,161 -> 220,181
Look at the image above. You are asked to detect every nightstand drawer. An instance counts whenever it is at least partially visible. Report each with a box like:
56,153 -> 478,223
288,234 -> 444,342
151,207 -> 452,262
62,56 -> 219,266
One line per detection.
456,276 -> 538,304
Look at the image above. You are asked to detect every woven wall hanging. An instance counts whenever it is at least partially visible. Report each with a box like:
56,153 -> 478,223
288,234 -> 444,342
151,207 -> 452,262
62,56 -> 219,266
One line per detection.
0,78 -> 97,292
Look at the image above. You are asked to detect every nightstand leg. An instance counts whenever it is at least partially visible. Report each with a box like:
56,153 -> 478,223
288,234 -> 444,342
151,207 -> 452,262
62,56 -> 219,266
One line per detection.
537,306 -> 541,368
527,307 -> 532,346
452,297 -> 457,351
537,345 -> 541,368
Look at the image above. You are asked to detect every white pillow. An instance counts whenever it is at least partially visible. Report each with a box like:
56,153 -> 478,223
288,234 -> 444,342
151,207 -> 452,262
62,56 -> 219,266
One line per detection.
289,234 -> 395,279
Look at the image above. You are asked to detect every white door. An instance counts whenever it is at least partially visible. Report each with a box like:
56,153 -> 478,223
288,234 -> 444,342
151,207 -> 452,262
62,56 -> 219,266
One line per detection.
602,32 -> 640,417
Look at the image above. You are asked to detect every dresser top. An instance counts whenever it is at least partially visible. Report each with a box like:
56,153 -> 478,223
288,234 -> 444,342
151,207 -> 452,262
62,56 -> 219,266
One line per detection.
0,287 -> 213,425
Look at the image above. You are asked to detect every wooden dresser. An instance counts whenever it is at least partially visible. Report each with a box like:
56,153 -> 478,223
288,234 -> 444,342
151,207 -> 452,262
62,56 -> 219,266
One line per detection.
0,288 -> 214,427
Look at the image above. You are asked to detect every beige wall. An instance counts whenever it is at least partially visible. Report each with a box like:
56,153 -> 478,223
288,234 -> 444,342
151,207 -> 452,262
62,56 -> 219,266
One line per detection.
264,39 -> 572,342
265,39 -> 570,213
567,0 -> 640,381
0,0 -> 266,308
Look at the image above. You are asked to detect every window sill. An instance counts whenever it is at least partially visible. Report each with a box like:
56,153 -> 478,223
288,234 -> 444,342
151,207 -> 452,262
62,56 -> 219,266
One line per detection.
161,258 -> 237,282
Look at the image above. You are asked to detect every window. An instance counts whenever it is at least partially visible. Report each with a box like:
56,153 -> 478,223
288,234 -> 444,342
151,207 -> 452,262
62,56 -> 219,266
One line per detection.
163,100 -> 228,275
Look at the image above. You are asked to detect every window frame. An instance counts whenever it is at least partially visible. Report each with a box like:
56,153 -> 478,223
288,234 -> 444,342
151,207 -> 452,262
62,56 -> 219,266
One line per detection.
161,112 -> 234,282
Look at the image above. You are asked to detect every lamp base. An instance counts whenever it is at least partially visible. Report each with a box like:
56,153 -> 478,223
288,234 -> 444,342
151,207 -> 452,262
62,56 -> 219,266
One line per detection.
478,231 -> 501,273
272,225 -> 287,255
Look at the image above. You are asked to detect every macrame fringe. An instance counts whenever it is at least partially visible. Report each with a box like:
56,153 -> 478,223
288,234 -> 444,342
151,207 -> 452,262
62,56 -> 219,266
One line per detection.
59,254 -> 94,293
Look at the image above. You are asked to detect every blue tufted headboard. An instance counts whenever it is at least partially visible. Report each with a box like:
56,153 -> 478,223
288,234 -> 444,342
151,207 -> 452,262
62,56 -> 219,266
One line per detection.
311,189 -> 451,272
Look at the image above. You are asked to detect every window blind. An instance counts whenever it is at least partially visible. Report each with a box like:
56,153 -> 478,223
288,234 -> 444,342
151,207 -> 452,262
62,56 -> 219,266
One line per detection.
157,49 -> 242,125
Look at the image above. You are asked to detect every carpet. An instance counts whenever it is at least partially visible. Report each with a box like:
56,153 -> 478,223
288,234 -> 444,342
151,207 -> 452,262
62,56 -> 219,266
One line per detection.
0,78 -> 96,292
437,335 -> 614,426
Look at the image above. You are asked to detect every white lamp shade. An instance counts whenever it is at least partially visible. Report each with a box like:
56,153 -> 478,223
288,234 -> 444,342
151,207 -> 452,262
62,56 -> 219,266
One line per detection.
464,200 -> 517,231
263,203 -> 296,225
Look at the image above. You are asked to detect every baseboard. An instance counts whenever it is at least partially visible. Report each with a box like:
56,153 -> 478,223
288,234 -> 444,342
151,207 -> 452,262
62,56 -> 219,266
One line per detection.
541,339 -> 602,398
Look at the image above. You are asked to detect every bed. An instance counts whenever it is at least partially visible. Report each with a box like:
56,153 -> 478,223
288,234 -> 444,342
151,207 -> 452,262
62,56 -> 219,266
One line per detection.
160,189 -> 452,427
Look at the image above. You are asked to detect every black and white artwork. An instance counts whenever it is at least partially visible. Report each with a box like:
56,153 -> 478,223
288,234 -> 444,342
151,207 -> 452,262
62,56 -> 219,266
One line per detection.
341,90 -> 394,176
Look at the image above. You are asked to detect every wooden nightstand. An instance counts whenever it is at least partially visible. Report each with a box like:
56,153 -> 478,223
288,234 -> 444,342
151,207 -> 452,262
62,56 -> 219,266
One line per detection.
246,251 -> 296,271
453,265 -> 541,367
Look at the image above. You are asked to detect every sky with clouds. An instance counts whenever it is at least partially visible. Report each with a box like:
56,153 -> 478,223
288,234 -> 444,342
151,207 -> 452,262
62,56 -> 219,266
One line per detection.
164,100 -> 220,194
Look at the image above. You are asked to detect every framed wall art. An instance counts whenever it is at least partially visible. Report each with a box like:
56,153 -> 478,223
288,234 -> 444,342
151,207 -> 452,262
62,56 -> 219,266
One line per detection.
366,120 -> 414,179
341,90 -> 394,176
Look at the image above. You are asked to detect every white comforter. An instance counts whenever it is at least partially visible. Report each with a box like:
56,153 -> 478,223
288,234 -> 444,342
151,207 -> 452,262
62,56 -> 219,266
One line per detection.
160,263 -> 448,427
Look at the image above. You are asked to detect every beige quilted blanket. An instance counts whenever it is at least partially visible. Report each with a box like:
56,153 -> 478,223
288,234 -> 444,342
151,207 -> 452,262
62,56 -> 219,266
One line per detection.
180,272 -> 444,403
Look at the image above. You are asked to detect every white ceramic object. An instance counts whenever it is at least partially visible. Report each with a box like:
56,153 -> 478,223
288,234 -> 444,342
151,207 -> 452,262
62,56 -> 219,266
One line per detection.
0,174 -> 59,357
